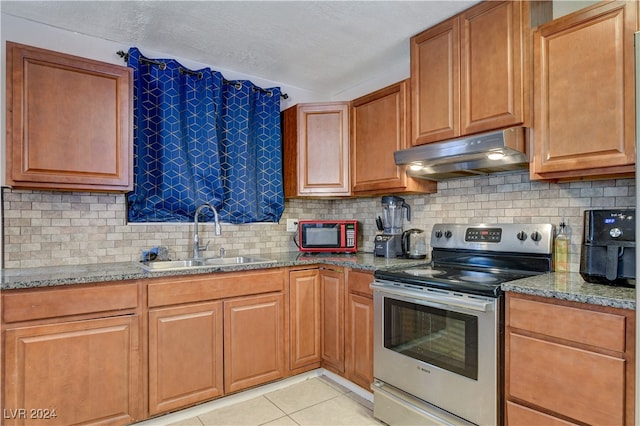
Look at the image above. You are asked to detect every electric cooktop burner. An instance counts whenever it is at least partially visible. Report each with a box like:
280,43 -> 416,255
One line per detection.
404,268 -> 446,277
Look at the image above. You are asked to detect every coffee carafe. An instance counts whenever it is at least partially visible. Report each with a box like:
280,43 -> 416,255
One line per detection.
374,196 -> 411,258
402,228 -> 427,259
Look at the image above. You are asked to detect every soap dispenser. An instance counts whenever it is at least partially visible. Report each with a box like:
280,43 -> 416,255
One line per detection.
554,219 -> 569,272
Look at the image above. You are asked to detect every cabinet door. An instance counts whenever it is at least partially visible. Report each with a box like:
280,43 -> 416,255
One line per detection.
289,269 -> 322,370
6,42 -> 133,192
351,81 -> 436,195
4,315 -> 140,426
411,17 -> 460,145
320,268 -> 345,373
148,301 -> 223,415
283,103 -> 350,197
345,270 -> 374,389
531,1 -> 636,179
224,293 -> 285,393
345,293 -> 373,390
460,1 -> 527,134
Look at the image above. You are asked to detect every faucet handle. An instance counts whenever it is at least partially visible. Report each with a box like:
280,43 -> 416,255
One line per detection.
199,240 -> 210,252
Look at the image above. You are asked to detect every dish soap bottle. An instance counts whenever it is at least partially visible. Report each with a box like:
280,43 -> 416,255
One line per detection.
554,220 -> 569,272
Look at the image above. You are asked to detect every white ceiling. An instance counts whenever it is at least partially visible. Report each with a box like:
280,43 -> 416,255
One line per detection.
0,1 -> 479,97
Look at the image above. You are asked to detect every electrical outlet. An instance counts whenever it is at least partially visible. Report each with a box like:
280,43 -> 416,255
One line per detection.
286,218 -> 299,232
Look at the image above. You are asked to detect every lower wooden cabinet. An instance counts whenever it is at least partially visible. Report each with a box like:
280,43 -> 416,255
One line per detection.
4,315 -> 140,426
146,269 -> 286,414
505,292 -> 635,425
224,293 -> 286,393
148,301 -> 224,415
289,268 -> 322,371
321,268 -> 346,373
345,269 -> 374,390
2,281 -> 141,426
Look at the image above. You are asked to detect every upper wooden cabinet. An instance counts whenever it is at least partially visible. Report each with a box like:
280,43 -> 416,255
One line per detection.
530,1 -> 637,181
283,102 -> 351,197
411,1 -> 551,145
6,42 -> 133,192
351,80 -> 436,195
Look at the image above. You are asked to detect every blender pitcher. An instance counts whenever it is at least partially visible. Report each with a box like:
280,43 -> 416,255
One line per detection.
381,196 -> 411,235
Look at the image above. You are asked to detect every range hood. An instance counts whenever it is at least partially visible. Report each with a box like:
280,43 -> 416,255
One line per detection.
394,127 -> 529,181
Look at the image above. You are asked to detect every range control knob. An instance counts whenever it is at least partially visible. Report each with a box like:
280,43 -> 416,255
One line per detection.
434,230 -> 443,238
530,231 -> 542,242
444,230 -> 453,239
610,227 -> 623,238
517,231 -> 528,241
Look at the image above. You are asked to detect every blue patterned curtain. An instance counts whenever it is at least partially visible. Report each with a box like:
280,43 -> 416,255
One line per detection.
126,48 -> 284,223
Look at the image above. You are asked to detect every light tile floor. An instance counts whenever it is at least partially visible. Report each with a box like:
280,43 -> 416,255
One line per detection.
135,372 -> 384,426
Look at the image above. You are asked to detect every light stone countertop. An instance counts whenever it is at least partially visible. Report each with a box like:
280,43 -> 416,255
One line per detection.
0,252 -> 426,291
502,271 -> 635,310
2,253 -> 634,310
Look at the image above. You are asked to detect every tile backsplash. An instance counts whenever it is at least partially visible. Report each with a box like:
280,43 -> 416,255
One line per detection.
3,171 -> 635,271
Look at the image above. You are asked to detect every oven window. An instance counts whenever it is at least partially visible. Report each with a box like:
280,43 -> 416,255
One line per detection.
383,298 -> 478,380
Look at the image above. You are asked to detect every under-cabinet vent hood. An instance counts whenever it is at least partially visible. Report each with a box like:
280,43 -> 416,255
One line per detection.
394,127 -> 529,181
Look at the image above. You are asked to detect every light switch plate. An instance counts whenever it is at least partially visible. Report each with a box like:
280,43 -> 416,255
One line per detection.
287,219 -> 299,232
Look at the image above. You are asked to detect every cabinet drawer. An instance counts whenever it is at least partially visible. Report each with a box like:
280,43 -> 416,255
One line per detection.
148,268 -> 285,307
507,296 -> 626,352
506,401 -> 578,426
508,333 -> 625,425
2,281 -> 139,323
347,269 -> 374,296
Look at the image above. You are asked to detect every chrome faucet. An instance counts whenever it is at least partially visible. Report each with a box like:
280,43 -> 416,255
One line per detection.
193,203 -> 221,259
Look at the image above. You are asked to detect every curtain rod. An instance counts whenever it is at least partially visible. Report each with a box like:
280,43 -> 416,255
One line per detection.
117,50 -> 288,99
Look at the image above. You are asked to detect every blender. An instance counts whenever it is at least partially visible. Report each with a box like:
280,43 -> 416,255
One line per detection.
374,196 -> 411,257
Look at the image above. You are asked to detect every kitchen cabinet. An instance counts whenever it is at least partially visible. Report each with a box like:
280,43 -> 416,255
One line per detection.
320,267 -> 345,373
505,292 -> 635,425
530,1 -> 637,181
148,301 -> 224,415
283,102 -> 351,197
5,42 -> 133,192
146,268 -> 286,412
289,268 -> 322,372
351,80 -> 436,195
344,269 -> 374,390
411,1 -> 551,145
224,293 -> 286,393
2,281 -> 141,426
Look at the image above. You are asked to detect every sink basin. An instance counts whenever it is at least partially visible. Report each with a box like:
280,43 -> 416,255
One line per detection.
202,256 -> 276,266
141,256 -> 275,271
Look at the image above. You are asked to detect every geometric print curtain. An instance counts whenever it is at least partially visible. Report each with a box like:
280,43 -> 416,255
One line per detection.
126,47 -> 284,224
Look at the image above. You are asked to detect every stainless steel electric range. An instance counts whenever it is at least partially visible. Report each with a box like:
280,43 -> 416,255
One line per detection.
372,223 -> 554,426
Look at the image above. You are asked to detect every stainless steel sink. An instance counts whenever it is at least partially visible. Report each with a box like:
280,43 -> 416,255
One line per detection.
141,256 -> 275,271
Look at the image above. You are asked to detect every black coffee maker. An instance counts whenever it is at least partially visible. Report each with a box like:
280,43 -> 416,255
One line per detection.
580,209 -> 635,286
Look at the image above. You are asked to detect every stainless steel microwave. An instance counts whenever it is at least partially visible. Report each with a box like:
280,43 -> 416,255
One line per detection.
298,220 -> 358,253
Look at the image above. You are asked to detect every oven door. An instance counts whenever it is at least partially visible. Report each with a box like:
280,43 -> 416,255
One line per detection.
372,280 -> 501,426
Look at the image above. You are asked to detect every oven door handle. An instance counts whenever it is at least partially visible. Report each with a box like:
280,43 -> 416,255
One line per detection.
371,282 -> 494,313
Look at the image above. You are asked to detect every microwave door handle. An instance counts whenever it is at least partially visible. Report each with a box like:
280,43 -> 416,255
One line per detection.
371,283 -> 493,313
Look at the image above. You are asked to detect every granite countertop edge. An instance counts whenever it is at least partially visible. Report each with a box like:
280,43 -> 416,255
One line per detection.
2,254 -> 635,310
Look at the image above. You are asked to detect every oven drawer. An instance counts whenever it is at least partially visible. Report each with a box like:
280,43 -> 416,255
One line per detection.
372,381 -> 474,426
507,296 -> 626,352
